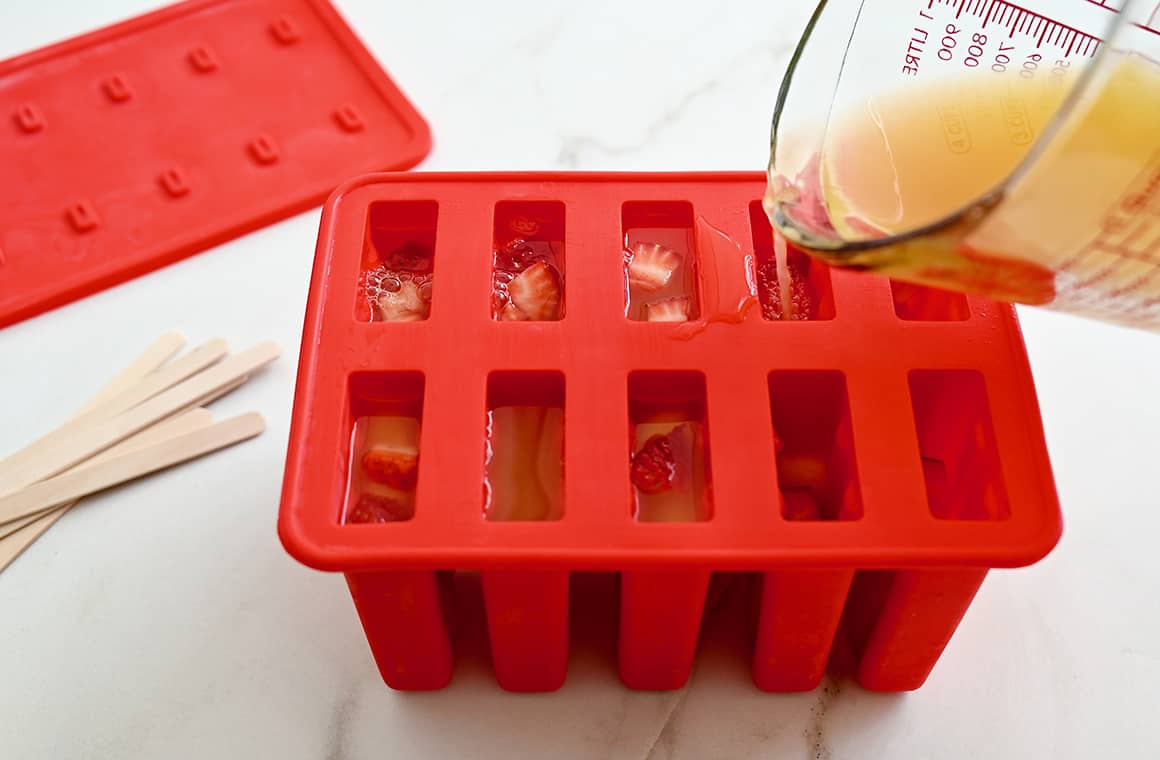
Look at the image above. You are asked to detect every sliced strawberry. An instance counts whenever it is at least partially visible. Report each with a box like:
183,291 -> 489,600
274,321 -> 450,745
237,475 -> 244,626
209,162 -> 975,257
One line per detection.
376,278 -> 428,322
627,242 -> 682,293
509,216 -> 541,236
633,422 -> 709,522
494,239 -> 537,272
777,453 -> 827,490
771,152 -> 837,239
506,261 -> 561,321
644,296 -> 690,323
362,446 -> 419,490
782,488 -> 821,521
843,215 -> 888,239
630,433 -> 676,494
382,241 -> 432,272
498,302 -> 530,321
348,492 -> 411,523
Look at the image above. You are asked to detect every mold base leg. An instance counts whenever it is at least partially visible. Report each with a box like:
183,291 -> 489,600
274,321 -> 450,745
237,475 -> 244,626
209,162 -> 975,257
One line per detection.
853,568 -> 988,691
752,568 -> 854,692
481,569 -> 570,692
345,570 -> 453,691
618,569 -> 711,690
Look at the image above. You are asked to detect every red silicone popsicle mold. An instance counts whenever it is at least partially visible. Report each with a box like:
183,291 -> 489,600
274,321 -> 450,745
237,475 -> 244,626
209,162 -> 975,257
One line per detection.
278,172 -> 1062,693
0,0 -> 430,328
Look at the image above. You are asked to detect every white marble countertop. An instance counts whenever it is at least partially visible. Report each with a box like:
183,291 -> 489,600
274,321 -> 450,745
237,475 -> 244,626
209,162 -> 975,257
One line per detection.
3,1 -> 1160,758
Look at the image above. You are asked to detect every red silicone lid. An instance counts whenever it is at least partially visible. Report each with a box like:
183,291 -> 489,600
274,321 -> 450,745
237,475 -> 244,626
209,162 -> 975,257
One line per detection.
0,0 -> 431,328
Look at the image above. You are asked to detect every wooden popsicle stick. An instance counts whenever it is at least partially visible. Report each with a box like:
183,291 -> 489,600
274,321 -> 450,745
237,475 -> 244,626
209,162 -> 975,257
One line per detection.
198,376 -> 248,407
79,337 -> 229,422
0,342 -> 278,497
0,333 -> 195,541
0,413 -> 265,527
0,409 -> 215,541
117,376 -> 246,443
0,330 -> 185,465
0,409 -> 221,573
0,508 -> 68,573
0,338 -> 229,480
0,502 -> 64,540
69,331 -> 187,420
0,333 -> 193,541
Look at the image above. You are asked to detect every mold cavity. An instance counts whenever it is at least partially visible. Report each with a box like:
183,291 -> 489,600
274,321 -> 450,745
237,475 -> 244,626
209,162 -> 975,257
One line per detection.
492,201 -> 566,321
891,280 -> 970,321
344,372 -> 425,523
623,201 -> 700,323
484,371 -> 565,521
909,370 -> 1009,520
750,201 -> 835,321
628,371 -> 712,522
769,371 -> 862,521
358,200 -> 438,322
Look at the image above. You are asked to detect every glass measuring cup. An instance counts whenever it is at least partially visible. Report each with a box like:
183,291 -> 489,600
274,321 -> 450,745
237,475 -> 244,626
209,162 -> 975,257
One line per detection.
767,0 -> 1160,330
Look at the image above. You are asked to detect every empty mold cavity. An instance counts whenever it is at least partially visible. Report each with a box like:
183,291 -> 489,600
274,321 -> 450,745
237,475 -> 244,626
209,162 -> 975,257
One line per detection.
492,201 -> 566,321
768,371 -> 862,521
628,371 -> 712,522
622,201 -> 700,322
908,370 -> 1009,520
484,371 -> 565,521
344,372 -> 425,523
749,201 -> 835,321
891,280 -> 970,321
358,200 -> 438,322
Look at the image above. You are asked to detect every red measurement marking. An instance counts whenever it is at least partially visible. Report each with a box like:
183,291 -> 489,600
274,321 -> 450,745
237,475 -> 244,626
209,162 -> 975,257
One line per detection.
921,0 -> 1104,55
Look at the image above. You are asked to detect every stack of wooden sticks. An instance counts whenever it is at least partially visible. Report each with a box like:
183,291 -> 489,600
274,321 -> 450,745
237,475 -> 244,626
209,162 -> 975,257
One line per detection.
0,332 -> 278,573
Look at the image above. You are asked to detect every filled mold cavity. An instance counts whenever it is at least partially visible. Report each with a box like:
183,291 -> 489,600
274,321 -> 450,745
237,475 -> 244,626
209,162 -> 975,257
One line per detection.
358,200 -> 438,322
484,371 -> 565,521
344,372 -> 425,523
492,201 -> 566,321
891,280 -> 970,321
622,201 -> 700,323
749,200 -> 835,321
627,371 -> 712,522
769,371 -> 862,521
908,370 -> 1009,520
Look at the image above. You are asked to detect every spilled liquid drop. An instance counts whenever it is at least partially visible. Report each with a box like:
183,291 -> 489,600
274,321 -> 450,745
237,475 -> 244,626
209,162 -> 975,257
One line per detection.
672,217 -> 760,339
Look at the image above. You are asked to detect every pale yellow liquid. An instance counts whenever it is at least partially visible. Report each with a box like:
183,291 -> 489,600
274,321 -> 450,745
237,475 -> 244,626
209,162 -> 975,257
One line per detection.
775,54 -> 1160,328
820,70 -> 1072,238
